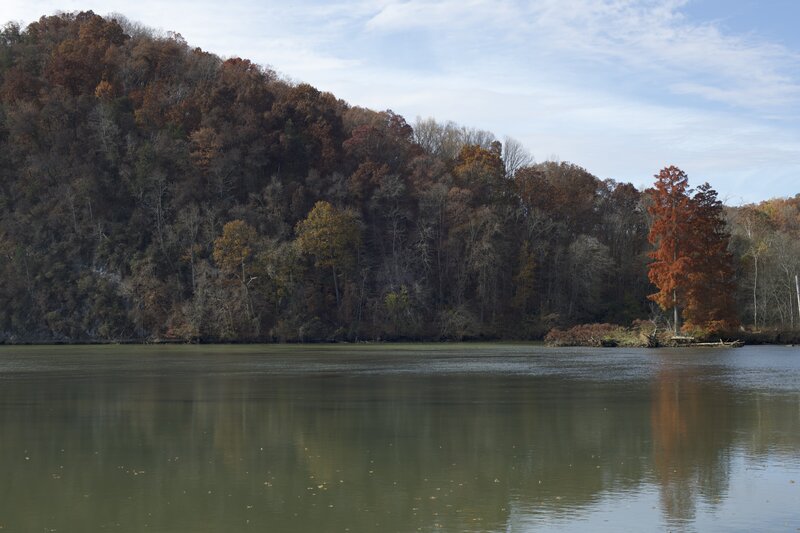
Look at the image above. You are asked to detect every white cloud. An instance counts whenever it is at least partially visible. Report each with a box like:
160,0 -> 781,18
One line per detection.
356,0 -> 800,112
364,0 -> 497,32
530,0 -> 800,111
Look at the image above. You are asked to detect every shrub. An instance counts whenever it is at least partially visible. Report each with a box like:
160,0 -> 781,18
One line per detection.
545,323 -> 645,347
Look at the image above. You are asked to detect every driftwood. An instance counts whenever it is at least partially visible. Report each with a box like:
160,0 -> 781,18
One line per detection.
690,339 -> 744,348
670,336 -> 744,348
640,321 -> 661,348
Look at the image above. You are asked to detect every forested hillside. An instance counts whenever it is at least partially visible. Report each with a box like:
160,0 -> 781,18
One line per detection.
0,12 -> 797,342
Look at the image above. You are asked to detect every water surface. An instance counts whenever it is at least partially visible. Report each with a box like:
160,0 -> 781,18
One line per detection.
0,344 -> 798,532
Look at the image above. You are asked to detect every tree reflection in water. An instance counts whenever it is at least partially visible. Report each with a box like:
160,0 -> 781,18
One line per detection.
651,365 -> 732,526
0,346 -> 798,532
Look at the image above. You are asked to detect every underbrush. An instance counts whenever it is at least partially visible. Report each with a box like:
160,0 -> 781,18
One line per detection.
737,330 -> 800,345
544,323 -> 653,347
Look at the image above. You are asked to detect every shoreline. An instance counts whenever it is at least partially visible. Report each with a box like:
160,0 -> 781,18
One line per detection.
0,338 -> 795,347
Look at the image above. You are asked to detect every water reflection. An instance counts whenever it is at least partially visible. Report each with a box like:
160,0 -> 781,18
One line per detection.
0,346 -> 798,532
651,365 -> 733,527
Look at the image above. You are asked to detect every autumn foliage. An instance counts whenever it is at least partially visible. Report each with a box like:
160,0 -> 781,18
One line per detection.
647,167 -> 738,334
0,12 -> 786,343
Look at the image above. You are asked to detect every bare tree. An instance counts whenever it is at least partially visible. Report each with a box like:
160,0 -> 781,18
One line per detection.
413,117 -> 496,161
502,136 -> 533,178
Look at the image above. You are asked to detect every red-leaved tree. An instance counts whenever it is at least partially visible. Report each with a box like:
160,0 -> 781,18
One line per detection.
648,166 -> 693,334
648,167 -> 738,334
683,183 -> 738,332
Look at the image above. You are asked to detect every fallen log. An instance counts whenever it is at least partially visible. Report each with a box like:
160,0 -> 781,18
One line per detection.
688,339 -> 744,348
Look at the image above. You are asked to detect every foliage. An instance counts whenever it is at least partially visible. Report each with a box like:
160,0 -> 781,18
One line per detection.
682,184 -> 738,332
294,200 -> 360,311
0,12 -> 792,343
647,166 -> 693,326
213,220 -> 258,282
295,201 -> 360,272
544,320 -> 677,347
647,167 -> 738,334
544,323 -> 643,347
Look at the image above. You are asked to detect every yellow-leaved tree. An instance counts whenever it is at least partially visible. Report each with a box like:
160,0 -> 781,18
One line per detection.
295,201 -> 360,308
213,220 -> 258,284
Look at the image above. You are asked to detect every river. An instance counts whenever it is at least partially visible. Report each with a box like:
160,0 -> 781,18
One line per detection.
0,344 -> 798,532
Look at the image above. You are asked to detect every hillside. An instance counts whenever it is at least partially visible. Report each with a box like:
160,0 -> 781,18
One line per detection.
0,12 -> 797,342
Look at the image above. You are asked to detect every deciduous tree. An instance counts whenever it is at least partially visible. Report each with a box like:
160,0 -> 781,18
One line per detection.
213,219 -> 257,284
683,184 -> 738,332
295,201 -> 360,308
648,169 -> 738,334
647,166 -> 693,334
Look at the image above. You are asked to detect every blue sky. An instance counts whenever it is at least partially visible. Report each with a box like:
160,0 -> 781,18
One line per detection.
4,0 -> 800,203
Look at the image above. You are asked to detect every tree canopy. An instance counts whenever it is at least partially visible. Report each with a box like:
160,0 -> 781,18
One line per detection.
0,12 -> 794,342
647,167 -> 738,334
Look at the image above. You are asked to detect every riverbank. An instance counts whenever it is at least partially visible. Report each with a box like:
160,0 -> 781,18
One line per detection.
2,319 -> 799,348
544,323 -> 800,348
0,332 -> 797,347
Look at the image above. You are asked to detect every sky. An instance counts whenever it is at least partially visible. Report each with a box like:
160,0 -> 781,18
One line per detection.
4,0 -> 800,204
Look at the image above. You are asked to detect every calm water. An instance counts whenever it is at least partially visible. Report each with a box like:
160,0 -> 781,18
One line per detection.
0,344 -> 799,532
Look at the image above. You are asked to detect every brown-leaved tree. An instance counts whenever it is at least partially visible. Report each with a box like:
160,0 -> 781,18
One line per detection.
648,166 -> 693,334
648,167 -> 738,334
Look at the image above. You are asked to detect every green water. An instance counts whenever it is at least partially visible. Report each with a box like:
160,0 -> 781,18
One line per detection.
0,344 -> 799,532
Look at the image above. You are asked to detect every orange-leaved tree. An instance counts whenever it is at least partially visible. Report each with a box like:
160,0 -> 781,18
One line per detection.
647,166 -> 694,334
648,167 -> 738,334
452,143 -> 505,201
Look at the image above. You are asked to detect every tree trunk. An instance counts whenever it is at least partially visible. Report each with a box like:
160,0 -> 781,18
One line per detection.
190,249 -> 196,292
332,265 -> 340,308
673,288 -> 678,335
672,248 -> 679,335
753,255 -> 758,329
796,274 -> 800,328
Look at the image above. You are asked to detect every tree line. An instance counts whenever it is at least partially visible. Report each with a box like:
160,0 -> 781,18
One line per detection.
0,12 -> 797,342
